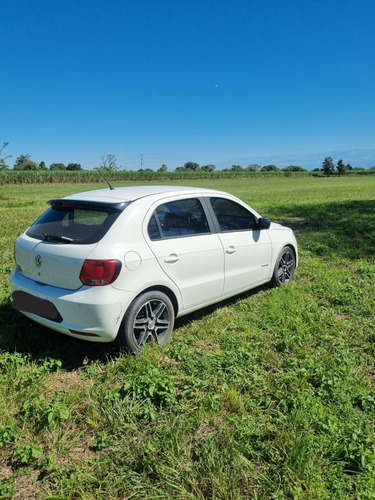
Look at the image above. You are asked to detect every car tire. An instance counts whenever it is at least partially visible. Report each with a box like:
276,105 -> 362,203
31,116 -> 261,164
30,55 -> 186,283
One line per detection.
115,290 -> 175,352
271,246 -> 296,287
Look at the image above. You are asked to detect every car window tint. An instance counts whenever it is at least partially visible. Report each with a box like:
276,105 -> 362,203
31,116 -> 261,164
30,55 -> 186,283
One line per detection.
147,214 -> 161,240
150,198 -> 210,239
26,205 -> 121,244
210,197 -> 256,231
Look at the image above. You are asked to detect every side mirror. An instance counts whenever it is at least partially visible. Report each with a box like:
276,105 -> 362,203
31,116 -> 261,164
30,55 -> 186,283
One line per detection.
256,217 -> 271,230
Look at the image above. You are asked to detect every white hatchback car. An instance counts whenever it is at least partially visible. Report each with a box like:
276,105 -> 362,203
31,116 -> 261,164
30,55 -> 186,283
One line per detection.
10,185 -> 297,352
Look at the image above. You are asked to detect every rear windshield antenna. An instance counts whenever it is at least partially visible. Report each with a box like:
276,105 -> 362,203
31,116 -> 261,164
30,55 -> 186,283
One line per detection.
99,168 -> 115,190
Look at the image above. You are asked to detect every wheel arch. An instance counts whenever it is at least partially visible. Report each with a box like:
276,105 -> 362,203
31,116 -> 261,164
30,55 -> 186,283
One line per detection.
271,241 -> 298,276
286,243 -> 298,268
134,285 -> 179,317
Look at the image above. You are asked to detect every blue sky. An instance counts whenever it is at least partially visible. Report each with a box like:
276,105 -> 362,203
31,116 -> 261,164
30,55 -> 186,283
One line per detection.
1,0 -> 375,170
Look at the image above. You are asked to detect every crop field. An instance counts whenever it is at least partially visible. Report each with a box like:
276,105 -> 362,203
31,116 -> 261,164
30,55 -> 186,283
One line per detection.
0,176 -> 374,499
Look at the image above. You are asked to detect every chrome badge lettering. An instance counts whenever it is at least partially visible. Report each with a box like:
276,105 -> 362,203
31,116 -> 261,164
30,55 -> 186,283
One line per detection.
35,255 -> 42,268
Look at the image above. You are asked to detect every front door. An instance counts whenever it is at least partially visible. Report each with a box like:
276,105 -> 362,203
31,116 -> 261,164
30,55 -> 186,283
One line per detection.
208,197 -> 272,295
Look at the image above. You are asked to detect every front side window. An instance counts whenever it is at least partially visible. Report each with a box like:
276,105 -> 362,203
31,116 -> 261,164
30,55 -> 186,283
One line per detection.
148,198 -> 210,240
210,197 -> 256,232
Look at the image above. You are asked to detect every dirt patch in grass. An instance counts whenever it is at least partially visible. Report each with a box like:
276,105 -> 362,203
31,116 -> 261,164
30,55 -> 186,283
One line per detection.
44,370 -> 88,396
334,314 -> 348,321
55,438 -> 94,467
13,472 -> 39,499
0,463 -> 13,482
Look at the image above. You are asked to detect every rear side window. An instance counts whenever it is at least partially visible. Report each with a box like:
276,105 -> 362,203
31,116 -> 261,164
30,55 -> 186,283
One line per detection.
210,197 -> 256,231
26,204 -> 122,244
148,198 -> 210,240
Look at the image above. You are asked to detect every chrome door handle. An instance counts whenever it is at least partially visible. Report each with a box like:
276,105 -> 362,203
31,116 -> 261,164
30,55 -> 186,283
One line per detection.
226,246 -> 236,254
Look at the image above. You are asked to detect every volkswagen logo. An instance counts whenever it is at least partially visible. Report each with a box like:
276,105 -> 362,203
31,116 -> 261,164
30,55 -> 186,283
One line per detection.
35,255 -> 42,268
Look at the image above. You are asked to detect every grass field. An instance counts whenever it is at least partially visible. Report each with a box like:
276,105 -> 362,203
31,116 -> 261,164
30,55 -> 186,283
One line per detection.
0,177 -> 374,499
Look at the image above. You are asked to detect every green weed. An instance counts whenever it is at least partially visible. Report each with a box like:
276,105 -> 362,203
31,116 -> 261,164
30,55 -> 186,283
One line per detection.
12,441 -> 43,466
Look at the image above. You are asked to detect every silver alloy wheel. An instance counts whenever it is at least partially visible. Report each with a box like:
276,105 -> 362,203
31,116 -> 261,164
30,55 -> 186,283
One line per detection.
116,290 -> 175,352
277,248 -> 295,284
271,246 -> 296,287
133,298 -> 172,346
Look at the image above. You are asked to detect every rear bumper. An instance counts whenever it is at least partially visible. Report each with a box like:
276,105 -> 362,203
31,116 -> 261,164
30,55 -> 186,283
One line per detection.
10,268 -> 133,342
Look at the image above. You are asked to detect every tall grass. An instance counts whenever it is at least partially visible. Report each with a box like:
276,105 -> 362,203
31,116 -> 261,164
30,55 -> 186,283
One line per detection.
1,168 -> 374,185
0,176 -> 374,498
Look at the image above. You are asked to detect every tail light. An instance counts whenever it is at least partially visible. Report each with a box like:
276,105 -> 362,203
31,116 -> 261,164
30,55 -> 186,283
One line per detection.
79,259 -> 122,286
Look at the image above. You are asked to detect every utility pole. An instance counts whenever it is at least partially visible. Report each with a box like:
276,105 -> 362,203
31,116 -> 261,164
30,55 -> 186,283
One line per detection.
140,154 -> 144,170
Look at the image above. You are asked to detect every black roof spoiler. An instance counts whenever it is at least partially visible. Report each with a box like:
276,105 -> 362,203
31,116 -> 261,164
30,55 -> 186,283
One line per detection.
47,199 -> 129,211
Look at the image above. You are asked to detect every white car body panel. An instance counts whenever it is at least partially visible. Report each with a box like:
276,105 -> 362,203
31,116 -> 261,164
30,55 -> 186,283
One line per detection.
15,234 -> 96,290
148,233 -> 225,309
217,229 -> 272,295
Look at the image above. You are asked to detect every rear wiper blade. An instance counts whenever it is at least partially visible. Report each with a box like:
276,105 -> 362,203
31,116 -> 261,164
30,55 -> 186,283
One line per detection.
43,233 -> 74,243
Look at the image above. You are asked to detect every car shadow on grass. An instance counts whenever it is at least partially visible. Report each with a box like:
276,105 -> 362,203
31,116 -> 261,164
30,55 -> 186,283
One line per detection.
174,284 -> 266,329
0,285 -> 267,368
273,199 -> 375,260
0,302 -> 115,369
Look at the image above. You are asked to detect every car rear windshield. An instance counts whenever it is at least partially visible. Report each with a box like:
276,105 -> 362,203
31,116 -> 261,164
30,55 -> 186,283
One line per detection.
26,201 -> 126,244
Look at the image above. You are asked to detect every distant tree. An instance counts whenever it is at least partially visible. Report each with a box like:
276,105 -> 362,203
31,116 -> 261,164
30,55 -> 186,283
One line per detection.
23,161 -> 39,170
369,165 -> 375,170
230,165 -> 243,171
312,168 -> 321,172
14,154 -> 39,170
0,142 -> 11,170
39,161 -> 47,170
14,154 -> 30,170
246,164 -> 261,172
0,159 -> 9,170
282,165 -> 306,172
100,154 -> 119,170
175,166 -> 187,172
322,157 -> 335,176
336,159 -> 346,177
346,163 -> 353,170
67,163 -> 82,171
201,164 -> 216,172
49,163 -> 66,171
157,164 -> 168,172
261,164 -> 279,172
184,161 -> 200,171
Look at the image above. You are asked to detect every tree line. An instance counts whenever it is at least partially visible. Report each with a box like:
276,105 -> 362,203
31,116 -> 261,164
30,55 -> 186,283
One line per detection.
0,152 -> 308,173
1,143 -> 374,174
319,157 -> 364,176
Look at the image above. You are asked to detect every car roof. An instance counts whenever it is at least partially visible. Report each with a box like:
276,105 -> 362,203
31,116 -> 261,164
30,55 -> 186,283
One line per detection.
64,185 -> 222,203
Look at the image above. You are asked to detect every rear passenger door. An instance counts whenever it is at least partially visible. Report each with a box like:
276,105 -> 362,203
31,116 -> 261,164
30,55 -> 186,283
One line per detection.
146,198 -> 225,311
208,197 -> 272,295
